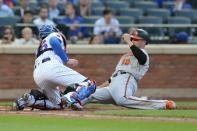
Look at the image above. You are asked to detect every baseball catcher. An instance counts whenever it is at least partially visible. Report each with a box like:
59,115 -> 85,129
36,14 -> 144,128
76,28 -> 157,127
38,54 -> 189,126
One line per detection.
13,24 -> 96,111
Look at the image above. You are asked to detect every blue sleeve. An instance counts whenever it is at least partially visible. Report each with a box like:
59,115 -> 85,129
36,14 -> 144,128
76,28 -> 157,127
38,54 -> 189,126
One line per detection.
49,36 -> 69,64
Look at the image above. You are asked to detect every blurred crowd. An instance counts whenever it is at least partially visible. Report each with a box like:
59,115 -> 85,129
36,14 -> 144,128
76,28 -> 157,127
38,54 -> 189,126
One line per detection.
0,0 -> 195,45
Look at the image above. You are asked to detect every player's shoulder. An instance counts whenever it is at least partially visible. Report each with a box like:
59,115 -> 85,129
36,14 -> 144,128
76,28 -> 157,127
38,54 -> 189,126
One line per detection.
46,32 -> 62,40
48,32 -> 61,38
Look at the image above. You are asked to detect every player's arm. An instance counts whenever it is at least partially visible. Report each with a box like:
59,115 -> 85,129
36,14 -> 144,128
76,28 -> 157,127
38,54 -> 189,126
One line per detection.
122,34 -> 147,65
50,36 -> 78,66
130,45 -> 147,65
49,36 -> 69,64
66,58 -> 78,67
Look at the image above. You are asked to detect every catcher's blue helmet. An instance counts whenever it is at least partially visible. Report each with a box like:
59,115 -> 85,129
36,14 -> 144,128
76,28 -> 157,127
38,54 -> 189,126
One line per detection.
39,25 -> 59,39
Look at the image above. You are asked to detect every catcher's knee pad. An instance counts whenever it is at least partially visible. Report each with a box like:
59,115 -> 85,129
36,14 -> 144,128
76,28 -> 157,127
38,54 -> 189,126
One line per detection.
76,81 -> 96,100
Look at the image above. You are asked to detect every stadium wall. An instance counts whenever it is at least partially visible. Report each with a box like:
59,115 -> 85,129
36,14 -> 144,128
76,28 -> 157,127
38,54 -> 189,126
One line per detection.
0,45 -> 197,100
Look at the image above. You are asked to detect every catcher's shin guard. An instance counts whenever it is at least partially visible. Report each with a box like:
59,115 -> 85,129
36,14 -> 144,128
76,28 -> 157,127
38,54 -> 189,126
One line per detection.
76,80 -> 96,100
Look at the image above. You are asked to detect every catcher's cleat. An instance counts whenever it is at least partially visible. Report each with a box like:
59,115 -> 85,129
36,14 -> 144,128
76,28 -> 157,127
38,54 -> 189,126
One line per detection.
12,100 -> 24,111
166,100 -> 176,109
11,93 -> 32,111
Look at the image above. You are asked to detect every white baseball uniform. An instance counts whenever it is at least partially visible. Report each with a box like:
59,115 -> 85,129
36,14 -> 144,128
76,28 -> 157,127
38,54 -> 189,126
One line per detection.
33,32 -> 87,106
87,49 -> 168,109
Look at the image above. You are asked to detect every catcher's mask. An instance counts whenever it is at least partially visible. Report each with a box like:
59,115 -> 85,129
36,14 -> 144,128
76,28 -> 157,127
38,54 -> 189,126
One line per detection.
39,25 -> 59,39
130,29 -> 150,45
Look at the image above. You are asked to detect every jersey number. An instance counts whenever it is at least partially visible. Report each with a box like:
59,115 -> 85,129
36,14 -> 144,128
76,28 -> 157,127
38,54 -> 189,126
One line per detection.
121,58 -> 131,65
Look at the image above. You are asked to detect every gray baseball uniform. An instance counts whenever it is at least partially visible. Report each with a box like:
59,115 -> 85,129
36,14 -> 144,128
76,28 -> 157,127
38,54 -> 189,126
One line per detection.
87,48 -> 168,109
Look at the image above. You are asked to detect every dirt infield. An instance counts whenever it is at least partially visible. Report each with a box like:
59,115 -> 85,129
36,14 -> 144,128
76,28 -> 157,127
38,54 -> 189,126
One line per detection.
1,105 -> 197,124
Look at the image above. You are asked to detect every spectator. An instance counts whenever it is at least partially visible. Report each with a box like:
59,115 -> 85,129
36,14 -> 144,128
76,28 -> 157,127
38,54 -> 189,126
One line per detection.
16,27 -> 39,45
15,0 -> 30,17
154,0 -> 174,8
170,31 -> 189,44
0,26 -> 15,45
76,0 -> 92,17
48,0 -> 60,20
16,10 -> 38,38
37,0 -> 48,5
93,9 -> 122,44
89,35 -> 103,44
172,0 -> 192,13
68,0 -> 79,6
33,5 -> 55,28
20,10 -> 33,23
0,0 -> 14,17
4,0 -> 14,8
58,0 -> 79,5
58,3 -> 88,43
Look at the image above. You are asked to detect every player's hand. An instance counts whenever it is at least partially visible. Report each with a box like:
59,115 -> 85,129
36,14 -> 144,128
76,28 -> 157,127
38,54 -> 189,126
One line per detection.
67,59 -> 79,67
122,33 -> 130,42
122,33 -> 133,47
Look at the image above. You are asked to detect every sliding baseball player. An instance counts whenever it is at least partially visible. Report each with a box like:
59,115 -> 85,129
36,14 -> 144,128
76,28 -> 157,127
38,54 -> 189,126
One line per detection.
83,29 -> 176,110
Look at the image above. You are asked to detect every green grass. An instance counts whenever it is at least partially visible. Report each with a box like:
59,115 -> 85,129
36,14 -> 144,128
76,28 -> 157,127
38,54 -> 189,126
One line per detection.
0,102 -> 12,106
0,115 -> 197,131
89,102 -> 197,118
0,101 -> 197,131
96,110 -> 197,118
87,101 -> 197,108
1,102 -> 197,119
176,101 -> 197,107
